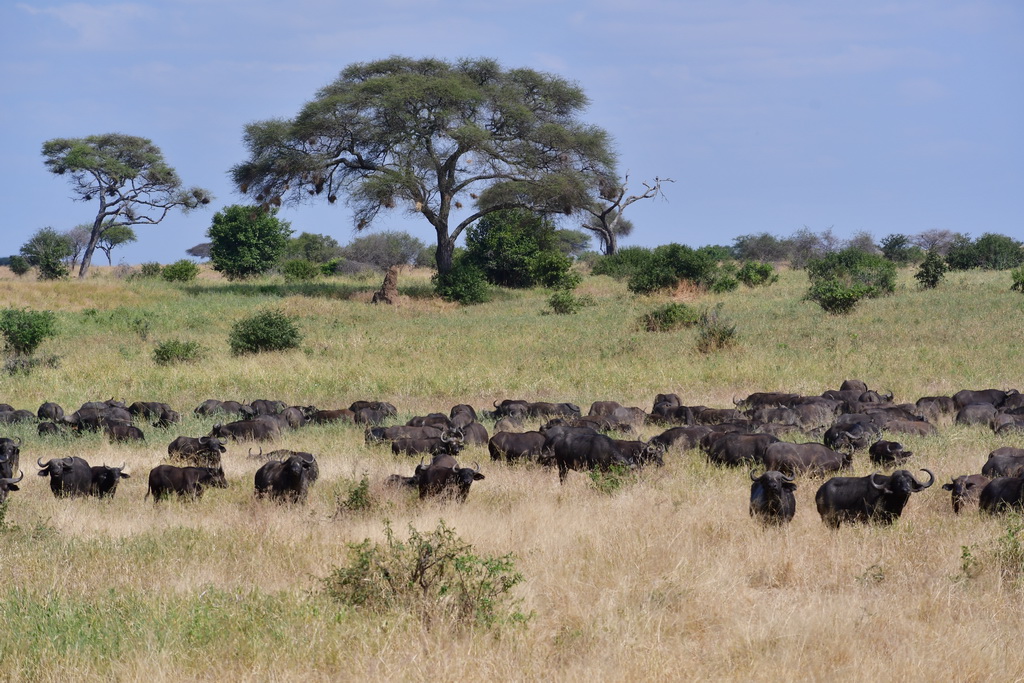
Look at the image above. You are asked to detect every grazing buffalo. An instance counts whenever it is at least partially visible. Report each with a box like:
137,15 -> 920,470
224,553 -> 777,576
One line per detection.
703,433 -> 779,467
407,413 -> 453,429
589,401 -> 623,417
128,401 -> 180,427
37,402 -> 65,421
459,422 -> 489,446
942,474 -> 991,514
955,403 -> 998,427
0,410 -> 35,424
194,400 -> 255,418
883,420 -> 938,437
488,431 -> 546,462
37,422 -> 74,438
915,396 -> 956,424
981,448 -> 1024,478
824,421 -> 879,452
146,465 -> 227,502
37,457 -> 94,498
416,455 -> 485,502
953,389 -> 1019,410
649,426 -> 713,453
979,476 -> 1024,514
311,408 -> 355,424
391,430 -> 465,457
542,425 -> 633,483
350,401 -> 398,425
254,452 -> 318,503
0,471 -> 23,504
868,440 -> 913,467
611,439 -> 665,468
815,469 -> 934,528
366,425 -> 442,443
105,422 -> 145,443
762,442 -> 850,476
210,419 -> 280,442
89,464 -> 130,498
168,436 -> 227,467
749,470 -> 797,526
250,399 -> 287,416
840,379 -> 869,393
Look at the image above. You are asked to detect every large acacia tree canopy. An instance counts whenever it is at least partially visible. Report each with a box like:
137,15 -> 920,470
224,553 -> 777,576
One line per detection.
231,56 -> 617,272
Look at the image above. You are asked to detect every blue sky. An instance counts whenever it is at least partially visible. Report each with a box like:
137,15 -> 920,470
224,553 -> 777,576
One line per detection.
2,1 -> 1021,265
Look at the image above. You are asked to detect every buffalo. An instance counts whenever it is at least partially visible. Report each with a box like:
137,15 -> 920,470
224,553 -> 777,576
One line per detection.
979,476 -> 1024,514
194,400 -> 255,418
146,465 -> 227,502
542,425 -> 633,483
254,452 -> 318,503
0,471 -> 23,504
0,437 -> 20,477
391,429 -> 465,456
416,455 -> 485,502
37,402 -> 65,421
761,442 -> 850,476
815,469 -> 934,528
105,422 -> 145,443
488,431 -> 546,462
649,426 -> 713,453
749,470 -> 797,526
37,457 -> 94,498
210,419 -> 280,442
703,433 -> 779,467
953,389 -> 1019,410
981,448 -> 1024,478
89,464 -> 130,498
868,440 -> 913,467
168,435 -> 227,467
942,474 -> 991,514
311,409 -> 355,424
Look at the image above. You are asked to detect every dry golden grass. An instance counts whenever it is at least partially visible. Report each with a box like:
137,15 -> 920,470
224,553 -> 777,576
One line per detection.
2,268 -> 1024,680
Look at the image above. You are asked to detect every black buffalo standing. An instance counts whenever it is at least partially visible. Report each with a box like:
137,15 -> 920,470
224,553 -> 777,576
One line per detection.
814,469 -> 934,528
37,457 -> 95,498
146,465 -> 227,502
749,470 -> 797,526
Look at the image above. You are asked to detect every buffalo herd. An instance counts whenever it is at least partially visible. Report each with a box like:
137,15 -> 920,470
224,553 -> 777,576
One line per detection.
3,381 -> 1024,526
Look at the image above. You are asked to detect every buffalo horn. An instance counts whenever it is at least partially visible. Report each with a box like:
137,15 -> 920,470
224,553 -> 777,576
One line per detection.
1,471 -> 24,484
914,468 -> 935,489
36,457 -> 47,468
781,472 -> 795,482
440,431 -> 450,443
869,472 -> 887,490
732,396 -> 742,407
749,468 -> 761,482
473,461 -> 480,473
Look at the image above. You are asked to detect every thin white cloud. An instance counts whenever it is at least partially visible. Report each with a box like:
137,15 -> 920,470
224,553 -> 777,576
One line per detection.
16,2 -> 152,49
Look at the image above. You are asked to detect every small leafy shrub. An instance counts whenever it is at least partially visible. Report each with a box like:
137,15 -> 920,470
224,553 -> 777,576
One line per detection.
806,248 -> 896,296
530,251 -> 580,289
433,258 -> 491,304
695,305 -> 737,353
996,514 -> 1024,585
1011,267 -> 1024,293
0,308 -> 58,355
627,265 -> 678,294
322,520 -> 528,630
138,262 -> 163,278
546,289 -> 594,315
806,280 -> 869,315
228,309 -> 303,355
280,258 -> 320,282
709,274 -> 739,293
591,246 -> 658,280
153,339 -> 204,366
916,250 -> 948,289
736,261 -> 779,287
588,463 -> 634,495
334,474 -> 375,515
7,256 -> 30,276
161,259 -> 200,282
641,302 -> 700,332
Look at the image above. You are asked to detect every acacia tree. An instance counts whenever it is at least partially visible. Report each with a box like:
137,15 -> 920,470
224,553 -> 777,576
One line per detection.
42,134 -> 212,278
581,175 -> 673,255
96,224 -> 137,265
231,56 -> 615,274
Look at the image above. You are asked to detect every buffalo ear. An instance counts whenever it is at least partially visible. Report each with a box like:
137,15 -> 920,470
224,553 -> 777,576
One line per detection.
942,483 -> 954,491
782,482 -> 797,491
120,472 -> 131,479
7,484 -> 18,491
472,472 -> 485,481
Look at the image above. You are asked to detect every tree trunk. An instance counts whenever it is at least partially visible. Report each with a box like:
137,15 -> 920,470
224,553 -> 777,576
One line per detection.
603,230 -> 618,256
78,216 -> 105,279
435,234 -> 455,275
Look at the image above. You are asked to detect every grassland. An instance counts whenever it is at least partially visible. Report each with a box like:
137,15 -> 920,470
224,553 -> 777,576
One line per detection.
1,264 -> 1024,681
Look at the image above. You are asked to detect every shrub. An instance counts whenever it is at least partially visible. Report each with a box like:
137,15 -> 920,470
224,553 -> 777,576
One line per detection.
530,251 -> 580,289
975,233 -> 1024,270
546,289 -> 594,315
806,248 -> 896,296
627,264 -> 678,294
161,259 -> 200,282
432,258 -> 490,304
137,262 -> 163,278
153,339 -> 204,366
641,302 -> 699,332
916,250 -> 948,290
0,308 -> 58,355
342,231 -> 428,270
591,246 -> 657,280
709,274 -> 739,293
945,233 -> 978,271
283,232 -> 344,264
736,261 -> 779,287
879,234 -> 920,265
7,256 -> 30,276
280,259 -> 320,282
208,205 -> 293,280
228,309 -> 302,355
4,354 -> 60,376
589,463 -> 634,495
695,305 -> 737,353
1012,267 -> 1024,293
322,519 -> 528,629
806,279 -> 869,314
19,227 -> 72,280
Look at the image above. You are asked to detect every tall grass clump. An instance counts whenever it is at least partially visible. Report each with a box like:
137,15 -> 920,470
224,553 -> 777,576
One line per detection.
228,309 -> 302,355
322,520 -> 528,630
695,304 -> 737,353
153,339 -> 204,366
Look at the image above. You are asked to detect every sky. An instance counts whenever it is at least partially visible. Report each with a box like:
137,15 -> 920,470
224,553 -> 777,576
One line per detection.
1,0 -> 1021,266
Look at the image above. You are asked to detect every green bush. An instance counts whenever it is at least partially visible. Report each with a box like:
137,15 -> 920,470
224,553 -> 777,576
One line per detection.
228,309 -> 303,355
7,255 -> 30,277
137,262 -> 163,278
0,308 -> 58,356
1011,267 -> 1024,293
590,246 -> 657,280
695,305 -> 738,353
530,251 -> 580,289
546,289 -> 594,315
322,520 -> 528,630
736,261 -> 779,287
153,339 -> 204,366
944,233 -> 978,271
975,233 -> 1024,270
432,258 -> 491,304
806,279 -> 870,315
280,259 -> 320,282
208,205 -> 293,280
709,275 -> 739,293
806,248 -> 896,296
627,265 -> 678,294
19,227 -> 72,280
641,302 -> 700,332
916,250 -> 948,290
161,259 -> 200,282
